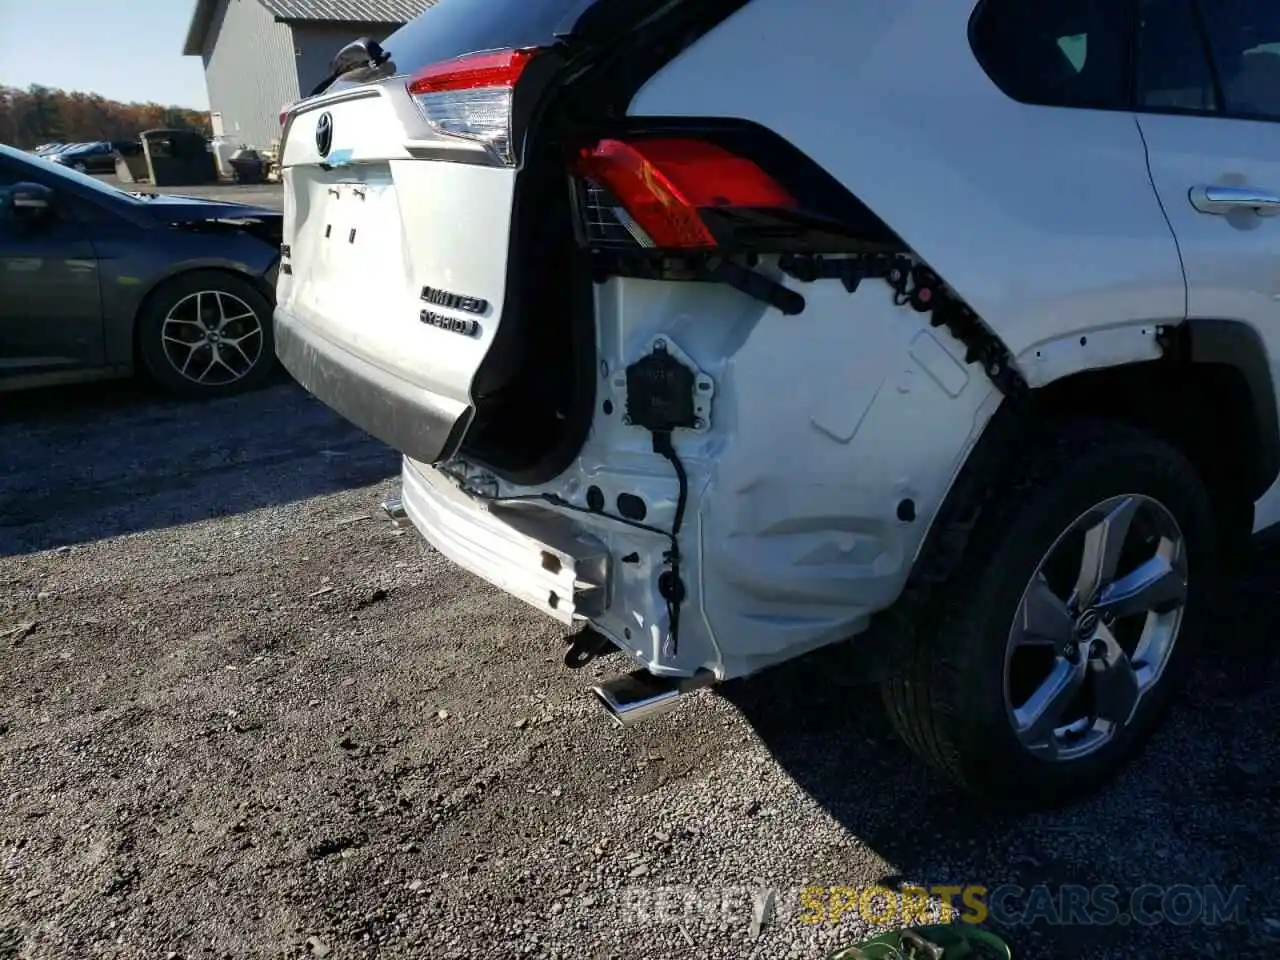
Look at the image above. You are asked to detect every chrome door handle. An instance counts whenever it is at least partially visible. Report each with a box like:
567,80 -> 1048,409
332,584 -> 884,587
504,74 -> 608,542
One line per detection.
1189,184 -> 1280,216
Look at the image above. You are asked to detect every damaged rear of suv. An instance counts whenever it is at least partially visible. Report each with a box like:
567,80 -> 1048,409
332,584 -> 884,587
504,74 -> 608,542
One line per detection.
277,0 -> 1280,809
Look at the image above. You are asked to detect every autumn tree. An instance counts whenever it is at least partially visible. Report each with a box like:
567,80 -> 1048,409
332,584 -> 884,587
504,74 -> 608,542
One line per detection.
0,85 -> 210,149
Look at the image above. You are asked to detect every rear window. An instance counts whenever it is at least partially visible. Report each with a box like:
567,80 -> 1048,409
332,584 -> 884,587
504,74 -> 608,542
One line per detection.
381,0 -> 599,71
971,0 -> 1132,111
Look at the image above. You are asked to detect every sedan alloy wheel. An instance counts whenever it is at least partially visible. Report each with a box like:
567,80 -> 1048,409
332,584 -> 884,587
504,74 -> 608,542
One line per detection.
160,289 -> 266,388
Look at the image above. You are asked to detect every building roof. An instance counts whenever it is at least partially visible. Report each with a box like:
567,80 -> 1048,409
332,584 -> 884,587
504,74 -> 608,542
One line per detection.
183,0 -> 434,55
257,0 -> 433,23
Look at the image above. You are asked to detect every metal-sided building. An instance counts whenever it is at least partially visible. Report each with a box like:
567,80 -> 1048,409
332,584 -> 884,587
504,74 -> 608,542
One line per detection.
182,0 -> 433,150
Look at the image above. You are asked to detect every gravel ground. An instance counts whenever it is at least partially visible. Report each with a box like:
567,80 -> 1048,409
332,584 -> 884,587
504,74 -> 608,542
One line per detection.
1,377 -> 1277,960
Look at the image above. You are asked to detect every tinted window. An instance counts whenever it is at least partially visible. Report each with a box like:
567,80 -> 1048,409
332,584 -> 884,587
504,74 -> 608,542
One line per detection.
1136,0 -> 1218,112
380,0 -> 598,72
971,0 -> 1131,110
1200,0 -> 1280,120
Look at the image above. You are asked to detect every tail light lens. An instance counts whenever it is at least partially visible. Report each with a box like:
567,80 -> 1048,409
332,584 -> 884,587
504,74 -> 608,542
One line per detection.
572,138 -> 797,250
279,102 -> 294,126
407,48 -> 540,166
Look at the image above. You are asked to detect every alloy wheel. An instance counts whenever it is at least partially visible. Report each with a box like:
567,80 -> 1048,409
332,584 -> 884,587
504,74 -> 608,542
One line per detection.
160,290 -> 265,388
1004,494 -> 1189,762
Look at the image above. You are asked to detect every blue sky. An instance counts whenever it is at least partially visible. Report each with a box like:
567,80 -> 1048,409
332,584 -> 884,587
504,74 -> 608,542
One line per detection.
0,0 -> 210,108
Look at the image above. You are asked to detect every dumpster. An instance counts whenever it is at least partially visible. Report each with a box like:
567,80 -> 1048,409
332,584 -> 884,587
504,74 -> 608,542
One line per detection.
138,129 -> 217,188
113,140 -> 149,183
228,148 -> 265,185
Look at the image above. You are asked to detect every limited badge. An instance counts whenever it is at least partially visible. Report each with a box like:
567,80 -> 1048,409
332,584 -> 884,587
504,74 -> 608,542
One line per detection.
420,286 -> 488,316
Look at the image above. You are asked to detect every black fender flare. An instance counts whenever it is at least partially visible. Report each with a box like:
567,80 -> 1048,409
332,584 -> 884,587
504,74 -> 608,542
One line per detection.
1181,318 -> 1280,501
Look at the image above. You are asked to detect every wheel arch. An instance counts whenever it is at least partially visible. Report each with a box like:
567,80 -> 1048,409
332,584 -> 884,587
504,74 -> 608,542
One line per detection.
877,316 -> 1277,680
1028,319 -> 1280,504
1024,320 -> 1280,564
130,262 -> 275,363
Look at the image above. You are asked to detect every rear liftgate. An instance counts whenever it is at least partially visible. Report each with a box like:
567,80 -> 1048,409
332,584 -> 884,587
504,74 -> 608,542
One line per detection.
275,46 -> 569,467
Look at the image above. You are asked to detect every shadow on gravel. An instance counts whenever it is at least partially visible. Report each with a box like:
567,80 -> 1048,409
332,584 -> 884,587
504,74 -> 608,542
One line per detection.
725,543 -> 1280,959
0,376 -> 400,556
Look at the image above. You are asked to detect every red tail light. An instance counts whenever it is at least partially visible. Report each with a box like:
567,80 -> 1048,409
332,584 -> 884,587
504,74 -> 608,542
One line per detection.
279,103 -> 293,126
406,48 -> 541,165
573,138 -> 797,250
406,48 -> 538,95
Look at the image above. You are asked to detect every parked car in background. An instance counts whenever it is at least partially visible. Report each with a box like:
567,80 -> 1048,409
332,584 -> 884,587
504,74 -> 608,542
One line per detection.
0,143 -> 281,397
51,140 -> 134,174
277,0 -> 1280,809
38,143 -> 82,159
44,141 -> 94,163
33,143 -> 64,156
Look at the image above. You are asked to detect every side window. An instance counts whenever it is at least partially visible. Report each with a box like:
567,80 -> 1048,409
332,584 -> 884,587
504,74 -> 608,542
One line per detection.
1136,0 -> 1218,113
1200,0 -> 1280,121
0,162 -> 96,232
971,0 -> 1131,110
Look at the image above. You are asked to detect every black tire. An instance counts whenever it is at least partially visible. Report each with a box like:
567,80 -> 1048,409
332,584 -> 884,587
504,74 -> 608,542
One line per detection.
136,270 -> 276,399
881,418 -> 1217,811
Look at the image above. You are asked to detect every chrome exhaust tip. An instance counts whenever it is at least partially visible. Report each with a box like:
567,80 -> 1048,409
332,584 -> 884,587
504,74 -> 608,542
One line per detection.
380,496 -> 409,527
590,669 -> 716,728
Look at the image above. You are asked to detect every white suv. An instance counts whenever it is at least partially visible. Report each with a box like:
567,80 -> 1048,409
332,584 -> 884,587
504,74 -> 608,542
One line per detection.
275,0 -> 1280,809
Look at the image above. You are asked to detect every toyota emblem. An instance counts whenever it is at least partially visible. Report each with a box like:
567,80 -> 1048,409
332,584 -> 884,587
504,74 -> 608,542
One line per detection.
315,112 -> 333,157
